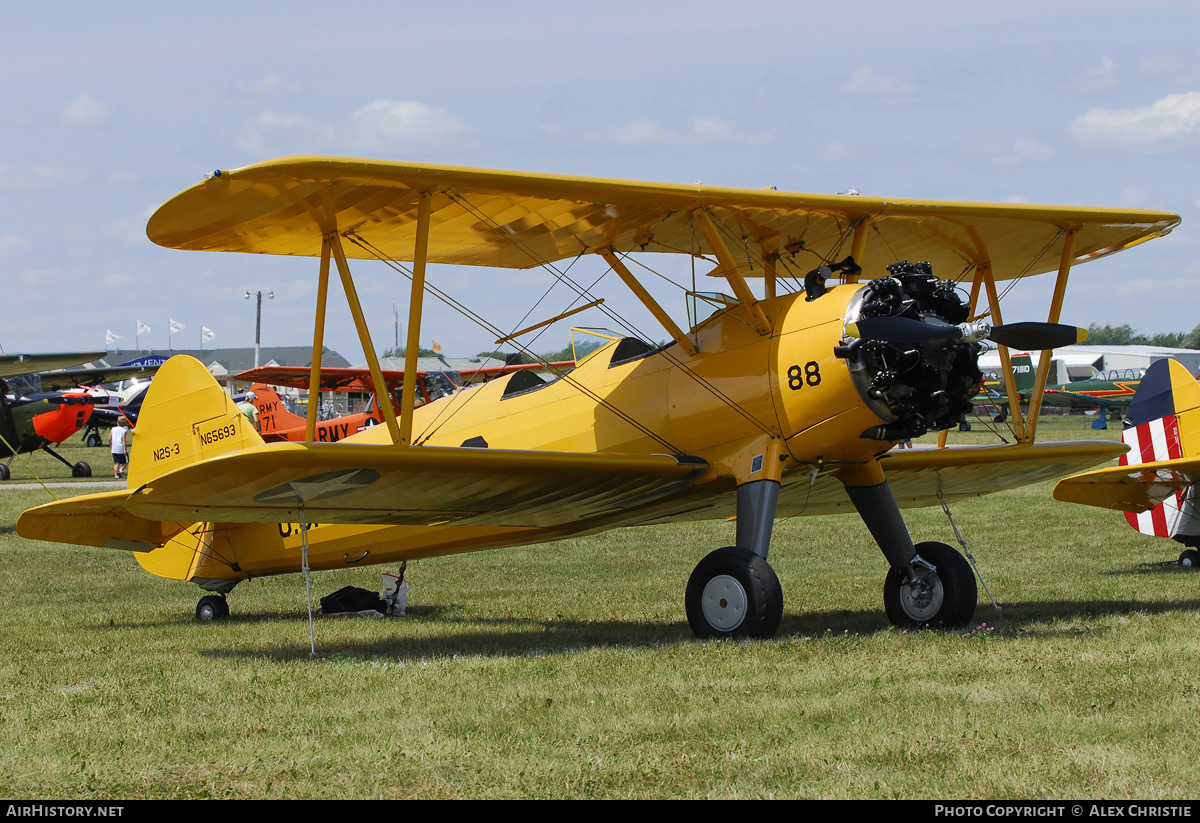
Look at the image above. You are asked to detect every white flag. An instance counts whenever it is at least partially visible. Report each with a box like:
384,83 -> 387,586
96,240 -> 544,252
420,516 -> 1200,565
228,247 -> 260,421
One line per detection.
137,321 -> 151,336
169,318 -> 185,334
105,329 -> 120,345
201,326 -> 215,342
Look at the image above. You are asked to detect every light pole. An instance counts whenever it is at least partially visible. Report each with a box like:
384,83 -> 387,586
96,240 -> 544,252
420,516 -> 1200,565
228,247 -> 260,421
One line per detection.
245,290 -> 274,368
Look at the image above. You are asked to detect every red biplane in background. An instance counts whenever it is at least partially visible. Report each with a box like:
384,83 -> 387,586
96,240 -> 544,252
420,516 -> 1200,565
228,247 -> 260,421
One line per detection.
237,360 -> 574,442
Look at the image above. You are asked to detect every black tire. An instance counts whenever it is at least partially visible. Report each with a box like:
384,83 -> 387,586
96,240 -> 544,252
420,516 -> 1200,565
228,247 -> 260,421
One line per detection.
196,594 -> 229,622
884,541 -> 977,629
958,421 -> 972,432
86,433 -> 102,448
1179,549 -> 1200,569
993,413 -> 1006,424
685,547 -> 783,639
72,462 -> 92,478
0,464 -> 8,481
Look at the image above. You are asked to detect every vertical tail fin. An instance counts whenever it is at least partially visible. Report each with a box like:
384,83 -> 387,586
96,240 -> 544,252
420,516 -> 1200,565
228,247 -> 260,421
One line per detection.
1009,352 -> 1035,395
1118,359 -> 1200,539
127,355 -> 265,488
250,383 -> 307,439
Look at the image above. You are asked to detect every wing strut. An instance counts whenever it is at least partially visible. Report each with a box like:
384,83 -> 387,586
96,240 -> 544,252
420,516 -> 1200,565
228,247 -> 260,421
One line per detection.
305,239 -> 333,442
1023,228 -> 1078,441
843,219 -> 870,284
398,191 -> 433,446
692,209 -> 771,334
329,233 -> 402,444
980,260 -> 1028,441
599,249 -> 697,356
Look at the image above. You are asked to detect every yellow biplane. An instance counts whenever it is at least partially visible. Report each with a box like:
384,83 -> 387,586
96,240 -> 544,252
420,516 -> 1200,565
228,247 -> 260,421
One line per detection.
17,157 -> 1180,636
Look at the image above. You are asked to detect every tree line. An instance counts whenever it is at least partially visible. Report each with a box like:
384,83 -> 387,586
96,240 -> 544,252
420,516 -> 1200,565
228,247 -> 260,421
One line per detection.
1083,323 -> 1200,349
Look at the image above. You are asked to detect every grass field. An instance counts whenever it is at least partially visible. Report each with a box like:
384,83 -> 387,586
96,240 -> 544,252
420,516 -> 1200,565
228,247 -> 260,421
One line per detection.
2,418 -> 1199,799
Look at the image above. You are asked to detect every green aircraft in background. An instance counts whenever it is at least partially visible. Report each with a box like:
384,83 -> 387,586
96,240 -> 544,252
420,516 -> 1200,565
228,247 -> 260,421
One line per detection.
975,353 -> 1148,430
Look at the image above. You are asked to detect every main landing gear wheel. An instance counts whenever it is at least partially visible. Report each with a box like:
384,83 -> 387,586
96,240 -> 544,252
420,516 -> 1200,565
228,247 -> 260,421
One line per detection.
1179,549 -> 1200,569
993,413 -> 1006,424
71,462 -> 91,478
0,464 -> 9,481
86,433 -> 102,448
958,421 -> 972,432
685,547 -> 783,639
884,541 -> 977,629
195,594 -> 230,622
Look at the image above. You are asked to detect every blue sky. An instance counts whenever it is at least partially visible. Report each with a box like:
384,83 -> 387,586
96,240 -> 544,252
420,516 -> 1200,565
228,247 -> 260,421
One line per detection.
3,1 -> 1199,362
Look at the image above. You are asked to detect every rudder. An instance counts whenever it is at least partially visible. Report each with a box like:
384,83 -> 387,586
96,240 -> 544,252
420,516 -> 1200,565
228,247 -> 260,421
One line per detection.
127,354 -> 265,488
1119,359 -> 1200,540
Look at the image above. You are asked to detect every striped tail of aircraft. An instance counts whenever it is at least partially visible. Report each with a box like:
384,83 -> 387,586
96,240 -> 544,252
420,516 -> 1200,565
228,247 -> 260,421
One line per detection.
1054,358 -> 1200,566
1116,360 -> 1200,545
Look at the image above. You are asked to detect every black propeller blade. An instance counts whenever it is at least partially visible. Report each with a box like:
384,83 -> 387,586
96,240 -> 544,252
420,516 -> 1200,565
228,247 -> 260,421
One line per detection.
846,317 -> 1087,349
845,316 -> 959,344
986,322 -> 1087,350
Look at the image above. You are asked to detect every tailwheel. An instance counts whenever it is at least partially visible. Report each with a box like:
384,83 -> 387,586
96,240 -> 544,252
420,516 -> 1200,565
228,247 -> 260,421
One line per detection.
685,547 -> 783,639
884,541 -> 977,629
1179,549 -> 1200,569
195,594 -> 230,622
72,462 -> 92,478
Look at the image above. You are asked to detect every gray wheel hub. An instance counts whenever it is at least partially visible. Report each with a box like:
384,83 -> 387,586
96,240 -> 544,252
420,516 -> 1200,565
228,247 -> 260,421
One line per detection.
900,572 -> 944,622
701,574 -> 748,631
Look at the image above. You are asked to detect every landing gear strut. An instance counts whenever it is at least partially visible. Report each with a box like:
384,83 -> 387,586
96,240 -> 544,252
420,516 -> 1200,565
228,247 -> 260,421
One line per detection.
883,541 -> 977,628
844,477 -> 977,630
41,444 -> 90,478
686,478 -> 784,639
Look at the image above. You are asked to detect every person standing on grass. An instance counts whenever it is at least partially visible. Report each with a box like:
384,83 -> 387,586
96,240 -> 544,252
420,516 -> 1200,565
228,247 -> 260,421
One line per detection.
238,391 -> 260,432
110,421 -> 129,479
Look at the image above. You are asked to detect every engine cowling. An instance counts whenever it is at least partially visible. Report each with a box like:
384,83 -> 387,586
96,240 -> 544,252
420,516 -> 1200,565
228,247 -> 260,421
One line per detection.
837,261 -> 982,441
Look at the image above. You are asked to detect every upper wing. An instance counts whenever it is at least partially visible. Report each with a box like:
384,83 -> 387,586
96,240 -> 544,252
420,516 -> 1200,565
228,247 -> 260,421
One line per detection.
0,352 -> 107,379
38,363 -> 160,391
237,366 -> 379,392
147,157 -> 1179,281
21,443 -> 709,534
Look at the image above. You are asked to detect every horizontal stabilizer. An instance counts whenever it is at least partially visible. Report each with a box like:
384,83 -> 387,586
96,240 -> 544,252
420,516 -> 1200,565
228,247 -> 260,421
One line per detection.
17,489 -> 187,551
124,444 -> 709,528
1052,457 -> 1200,514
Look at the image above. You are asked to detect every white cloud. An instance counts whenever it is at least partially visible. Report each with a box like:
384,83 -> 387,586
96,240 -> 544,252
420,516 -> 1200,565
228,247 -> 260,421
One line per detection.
0,164 -> 84,191
1071,91 -> 1200,150
61,93 -> 108,128
234,73 -> 301,96
606,117 -> 770,146
105,169 -> 139,185
1068,57 -> 1117,94
235,101 -> 471,156
105,206 -> 155,248
819,142 -> 852,162
959,137 -> 1053,165
0,234 -> 29,253
1116,186 -> 1149,208
839,67 -> 915,102
345,100 -> 470,152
